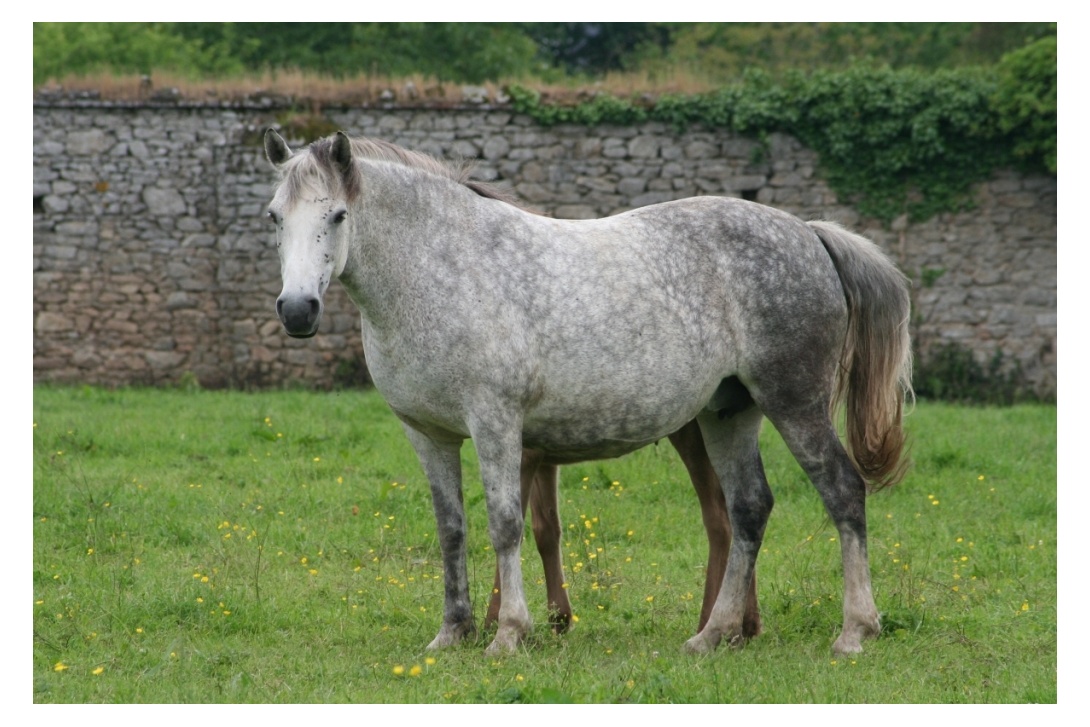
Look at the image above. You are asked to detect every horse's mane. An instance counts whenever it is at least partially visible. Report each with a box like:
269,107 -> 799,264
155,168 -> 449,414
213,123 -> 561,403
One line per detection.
277,134 -> 522,208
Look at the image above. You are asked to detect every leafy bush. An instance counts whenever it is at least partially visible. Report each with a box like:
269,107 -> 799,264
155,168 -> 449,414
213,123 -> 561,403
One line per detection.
510,58 -> 1053,223
992,36 -> 1057,173
785,65 -> 1006,221
913,343 -> 1028,405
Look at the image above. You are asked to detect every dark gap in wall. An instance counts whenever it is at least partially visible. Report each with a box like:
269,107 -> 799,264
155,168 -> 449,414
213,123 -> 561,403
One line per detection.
741,188 -> 759,202
34,195 -> 44,213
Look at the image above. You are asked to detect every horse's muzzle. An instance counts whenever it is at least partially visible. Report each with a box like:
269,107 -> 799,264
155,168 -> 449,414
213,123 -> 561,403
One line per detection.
276,294 -> 322,338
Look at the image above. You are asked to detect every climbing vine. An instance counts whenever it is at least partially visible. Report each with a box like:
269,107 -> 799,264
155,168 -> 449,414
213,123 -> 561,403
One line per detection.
508,46 -> 1054,224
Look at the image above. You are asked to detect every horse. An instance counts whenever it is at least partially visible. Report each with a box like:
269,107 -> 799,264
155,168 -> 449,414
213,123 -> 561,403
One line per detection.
260,130 -> 761,647
263,130 -> 912,656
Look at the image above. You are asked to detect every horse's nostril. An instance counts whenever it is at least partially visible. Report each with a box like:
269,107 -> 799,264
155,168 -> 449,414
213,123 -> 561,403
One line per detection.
276,294 -> 322,337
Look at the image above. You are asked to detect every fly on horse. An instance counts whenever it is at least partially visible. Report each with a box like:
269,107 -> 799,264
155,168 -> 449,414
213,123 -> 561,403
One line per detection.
263,130 -> 912,655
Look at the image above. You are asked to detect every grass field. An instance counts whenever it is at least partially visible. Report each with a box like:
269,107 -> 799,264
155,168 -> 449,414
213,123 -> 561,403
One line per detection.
32,386 -> 1056,703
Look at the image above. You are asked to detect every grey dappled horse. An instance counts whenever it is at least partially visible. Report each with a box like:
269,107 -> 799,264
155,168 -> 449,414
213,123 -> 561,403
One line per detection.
264,130 -> 912,655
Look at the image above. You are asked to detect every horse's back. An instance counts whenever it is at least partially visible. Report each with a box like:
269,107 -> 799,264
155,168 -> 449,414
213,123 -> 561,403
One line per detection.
508,196 -> 849,450
528,195 -> 849,369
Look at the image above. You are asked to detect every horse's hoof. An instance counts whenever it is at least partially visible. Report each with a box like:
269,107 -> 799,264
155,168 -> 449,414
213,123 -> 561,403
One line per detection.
832,623 -> 876,658
548,610 -> 572,635
427,621 -> 476,650
742,616 -> 764,639
832,629 -> 876,655
727,633 -> 750,649
832,636 -> 864,655
484,627 -> 522,655
832,619 -> 879,655
682,631 -> 720,654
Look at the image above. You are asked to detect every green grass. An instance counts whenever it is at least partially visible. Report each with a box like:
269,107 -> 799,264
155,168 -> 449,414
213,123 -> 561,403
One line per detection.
32,386 -> 1056,703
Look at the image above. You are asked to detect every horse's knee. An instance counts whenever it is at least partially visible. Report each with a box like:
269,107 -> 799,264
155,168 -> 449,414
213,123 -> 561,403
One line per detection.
728,478 -> 774,543
812,459 -> 869,535
491,523 -> 523,555
530,505 -> 561,548
528,465 -> 561,546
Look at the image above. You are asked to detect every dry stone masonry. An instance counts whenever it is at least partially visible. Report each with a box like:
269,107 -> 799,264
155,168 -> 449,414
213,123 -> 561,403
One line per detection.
33,101 -> 1056,397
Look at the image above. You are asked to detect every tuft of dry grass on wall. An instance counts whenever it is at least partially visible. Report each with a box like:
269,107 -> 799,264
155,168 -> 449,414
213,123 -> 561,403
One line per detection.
34,68 -> 721,106
36,70 -> 471,104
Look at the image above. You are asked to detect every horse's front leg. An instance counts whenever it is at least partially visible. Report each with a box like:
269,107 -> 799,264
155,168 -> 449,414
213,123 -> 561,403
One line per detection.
485,449 -> 543,631
401,425 -> 476,649
485,453 -> 571,636
471,415 -> 532,654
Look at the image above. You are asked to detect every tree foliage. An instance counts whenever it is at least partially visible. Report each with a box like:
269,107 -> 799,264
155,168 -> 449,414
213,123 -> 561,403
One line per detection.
168,23 -> 540,83
33,22 -> 245,82
643,22 -> 1053,81
34,22 -> 1055,85
520,23 -> 672,74
33,22 -> 540,85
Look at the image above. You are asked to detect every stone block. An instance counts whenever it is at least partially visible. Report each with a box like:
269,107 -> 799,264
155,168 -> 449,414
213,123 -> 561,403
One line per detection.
146,350 -> 185,369
554,205 -> 598,220
67,129 -> 112,155
36,312 -> 73,332
631,191 -> 674,208
628,136 -> 660,158
482,136 -> 510,161
143,187 -> 187,216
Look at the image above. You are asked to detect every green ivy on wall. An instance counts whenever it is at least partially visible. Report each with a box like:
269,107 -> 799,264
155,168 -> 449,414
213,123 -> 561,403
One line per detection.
508,45 -> 1055,224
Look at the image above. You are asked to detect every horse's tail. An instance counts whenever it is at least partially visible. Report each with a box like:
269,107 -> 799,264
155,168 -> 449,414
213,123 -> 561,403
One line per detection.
809,220 -> 914,490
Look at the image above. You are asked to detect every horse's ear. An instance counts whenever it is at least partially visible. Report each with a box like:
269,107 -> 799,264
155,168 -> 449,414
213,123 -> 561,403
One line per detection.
264,129 -> 293,168
332,131 -> 354,177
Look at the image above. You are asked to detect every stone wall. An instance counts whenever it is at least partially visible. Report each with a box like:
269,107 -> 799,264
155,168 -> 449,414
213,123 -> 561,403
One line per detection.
33,102 -> 1057,397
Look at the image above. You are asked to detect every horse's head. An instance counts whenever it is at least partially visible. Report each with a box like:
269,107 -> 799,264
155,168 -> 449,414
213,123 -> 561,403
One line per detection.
264,129 -> 358,338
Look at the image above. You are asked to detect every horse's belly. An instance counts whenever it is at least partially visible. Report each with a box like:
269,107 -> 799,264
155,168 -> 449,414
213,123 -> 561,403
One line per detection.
363,316 -> 725,452
520,389 -> 704,462
529,439 -> 658,465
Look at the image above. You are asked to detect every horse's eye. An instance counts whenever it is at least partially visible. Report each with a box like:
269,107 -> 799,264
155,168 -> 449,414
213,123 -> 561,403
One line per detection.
266,210 -> 280,225
332,210 -> 347,225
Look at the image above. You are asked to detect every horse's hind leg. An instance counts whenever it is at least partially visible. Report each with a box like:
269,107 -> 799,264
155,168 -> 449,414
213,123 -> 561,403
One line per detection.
527,462 -> 573,632
763,401 -> 880,654
684,406 -> 771,654
669,421 -> 761,637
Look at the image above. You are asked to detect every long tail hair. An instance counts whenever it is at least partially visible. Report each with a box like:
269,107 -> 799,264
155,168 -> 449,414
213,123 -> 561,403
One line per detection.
809,221 -> 914,489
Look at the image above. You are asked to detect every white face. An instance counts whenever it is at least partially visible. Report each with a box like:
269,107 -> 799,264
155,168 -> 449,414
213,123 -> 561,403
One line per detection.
267,189 -> 350,338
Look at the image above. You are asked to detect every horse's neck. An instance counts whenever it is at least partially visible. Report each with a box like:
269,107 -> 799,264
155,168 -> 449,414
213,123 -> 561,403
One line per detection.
340,164 -> 496,323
